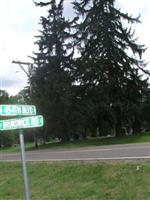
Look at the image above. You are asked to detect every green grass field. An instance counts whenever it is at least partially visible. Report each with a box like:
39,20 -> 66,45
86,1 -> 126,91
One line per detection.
1,132 -> 150,153
34,132 -> 150,150
0,161 -> 150,200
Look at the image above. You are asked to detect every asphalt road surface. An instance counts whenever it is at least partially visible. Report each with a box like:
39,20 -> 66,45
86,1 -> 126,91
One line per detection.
0,143 -> 150,161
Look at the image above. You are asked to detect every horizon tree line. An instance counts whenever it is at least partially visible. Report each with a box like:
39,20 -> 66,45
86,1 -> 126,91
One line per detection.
0,0 -> 150,146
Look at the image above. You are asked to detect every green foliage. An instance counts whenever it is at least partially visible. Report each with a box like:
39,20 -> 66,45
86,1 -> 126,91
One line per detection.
32,0 -> 78,141
73,0 -> 149,136
0,89 -> 9,104
30,0 -> 150,140
0,90 -> 19,147
0,131 -> 17,147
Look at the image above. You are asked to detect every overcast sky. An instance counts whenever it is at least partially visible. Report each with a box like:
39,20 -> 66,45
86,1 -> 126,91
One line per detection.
0,0 -> 149,96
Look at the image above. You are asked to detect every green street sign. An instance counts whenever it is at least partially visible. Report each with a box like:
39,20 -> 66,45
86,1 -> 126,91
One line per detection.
0,115 -> 43,130
0,105 -> 36,116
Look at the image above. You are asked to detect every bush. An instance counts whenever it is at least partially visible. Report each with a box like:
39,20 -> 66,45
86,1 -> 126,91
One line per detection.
0,131 -> 17,147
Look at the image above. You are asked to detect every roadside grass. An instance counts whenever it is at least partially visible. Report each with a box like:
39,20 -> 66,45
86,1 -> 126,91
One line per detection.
1,132 -> 150,153
33,132 -> 150,150
0,161 -> 150,200
0,143 -> 33,153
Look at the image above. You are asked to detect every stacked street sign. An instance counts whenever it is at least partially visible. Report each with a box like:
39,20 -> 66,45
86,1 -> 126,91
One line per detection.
0,104 -> 44,130
0,104 -> 44,200
0,105 -> 36,116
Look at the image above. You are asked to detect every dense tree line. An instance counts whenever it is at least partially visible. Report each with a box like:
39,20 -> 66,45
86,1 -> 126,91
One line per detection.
0,90 -> 34,147
0,90 -> 18,147
1,0 -> 149,147
30,0 -> 150,141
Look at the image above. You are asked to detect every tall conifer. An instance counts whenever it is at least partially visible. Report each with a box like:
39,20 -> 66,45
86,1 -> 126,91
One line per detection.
73,0 -> 148,135
33,0 -> 76,140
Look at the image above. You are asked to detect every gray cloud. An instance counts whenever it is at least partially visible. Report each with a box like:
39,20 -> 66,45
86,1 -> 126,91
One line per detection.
0,77 -> 25,88
0,71 -> 28,95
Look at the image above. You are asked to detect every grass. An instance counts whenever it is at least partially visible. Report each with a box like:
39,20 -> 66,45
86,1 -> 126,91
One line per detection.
34,132 -> 150,150
1,132 -> 150,153
0,143 -> 33,153
0,161 -> 150,200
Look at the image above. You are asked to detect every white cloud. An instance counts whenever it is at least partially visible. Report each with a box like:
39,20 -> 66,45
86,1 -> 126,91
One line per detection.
0,0 -> 42,95
0,0 -> 149,96
116,0 -> 150,64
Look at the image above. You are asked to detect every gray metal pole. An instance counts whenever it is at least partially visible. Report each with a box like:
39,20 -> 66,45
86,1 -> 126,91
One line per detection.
19,129 -> 30,200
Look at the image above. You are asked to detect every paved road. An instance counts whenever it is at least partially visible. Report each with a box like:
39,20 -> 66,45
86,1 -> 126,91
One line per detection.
0,143 -> 150,161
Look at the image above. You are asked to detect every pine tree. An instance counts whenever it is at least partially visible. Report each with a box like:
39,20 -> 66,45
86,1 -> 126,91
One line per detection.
32,0 -> 76,141
73,0 -> 148,136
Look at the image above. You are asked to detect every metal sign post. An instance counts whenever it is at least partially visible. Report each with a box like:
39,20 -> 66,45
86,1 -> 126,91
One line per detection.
19,129 -> 30,200
0,104 -> 44,200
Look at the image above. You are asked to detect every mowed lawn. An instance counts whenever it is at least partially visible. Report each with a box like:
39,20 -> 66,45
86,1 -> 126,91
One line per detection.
0,161 -> 150,200
1,132 -> 150,153
33,133 -> 150,150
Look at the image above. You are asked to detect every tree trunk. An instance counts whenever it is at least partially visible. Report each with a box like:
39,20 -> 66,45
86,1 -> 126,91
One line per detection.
33,133 -> 38,148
